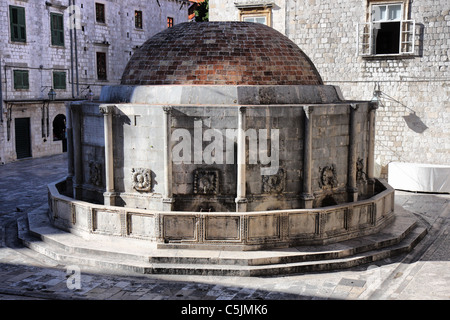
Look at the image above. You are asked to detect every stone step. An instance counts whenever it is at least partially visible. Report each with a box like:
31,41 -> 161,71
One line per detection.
148,227 -> 427,276
17,205 -> 427,277
149,214 -> 419,266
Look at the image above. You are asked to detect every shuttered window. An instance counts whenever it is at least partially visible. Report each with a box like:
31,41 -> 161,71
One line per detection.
53,71 -> 66,89
51,13 -> 64,46
13,70 -> 29,90
10,6 -> 26,42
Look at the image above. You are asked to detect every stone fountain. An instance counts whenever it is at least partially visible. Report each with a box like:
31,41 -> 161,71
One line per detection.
35,22 -> 425,274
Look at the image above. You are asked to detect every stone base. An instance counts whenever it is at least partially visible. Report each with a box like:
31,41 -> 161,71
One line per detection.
48,179 -> 399,251
19,203 -> 427,276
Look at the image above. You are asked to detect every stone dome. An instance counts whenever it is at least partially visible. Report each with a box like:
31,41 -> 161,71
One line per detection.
120,22 -> 323,86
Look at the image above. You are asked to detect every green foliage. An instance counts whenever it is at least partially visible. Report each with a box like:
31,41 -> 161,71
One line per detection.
195,0 -> 209,22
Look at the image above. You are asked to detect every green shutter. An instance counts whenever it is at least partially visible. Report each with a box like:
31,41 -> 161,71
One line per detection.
53,72 -> 66,89
51,13 -> 64,46
23,71 -> 29,89
10,6 -> 26,42
13,70 -> 29,90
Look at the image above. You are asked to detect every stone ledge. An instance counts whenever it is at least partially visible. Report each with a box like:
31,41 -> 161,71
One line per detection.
48,178 -> 398,250
99,84 -> 343,106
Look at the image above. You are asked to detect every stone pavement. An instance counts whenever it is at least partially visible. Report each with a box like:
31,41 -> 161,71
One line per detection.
0,153 -> 449,303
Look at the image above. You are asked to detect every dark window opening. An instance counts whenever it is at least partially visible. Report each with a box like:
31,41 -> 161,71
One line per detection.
96,52 -> 107,80
373,22 -> 401,54
95,3 -> 105,23
135,10 -> 143,29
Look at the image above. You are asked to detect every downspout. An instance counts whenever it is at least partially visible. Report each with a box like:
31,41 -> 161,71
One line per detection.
69,0 -> 75,98
0,59 -> 3,123
73,0 -> 79,97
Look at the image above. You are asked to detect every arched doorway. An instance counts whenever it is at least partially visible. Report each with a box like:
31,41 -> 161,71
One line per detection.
53,114 -> 67,152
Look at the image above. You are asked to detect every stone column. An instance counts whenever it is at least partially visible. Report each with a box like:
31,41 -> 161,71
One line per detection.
300,106 -> 314,209
162,106 -> 174,211
71,102 -> 83,200
100,105 -> 116,206
65,102 -> 74,196
347,104 -> 359,202
367,101 -> 379,194
235,106 -> 247,212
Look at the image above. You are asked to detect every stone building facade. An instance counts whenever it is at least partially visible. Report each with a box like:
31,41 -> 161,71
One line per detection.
0,0 -> 188,164
210,0 -> 450,177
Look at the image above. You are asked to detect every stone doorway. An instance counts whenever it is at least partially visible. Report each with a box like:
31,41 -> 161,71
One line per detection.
53,114 -> 67,152
15,117 -> 32,159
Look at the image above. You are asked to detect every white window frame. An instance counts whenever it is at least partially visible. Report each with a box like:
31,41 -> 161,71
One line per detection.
242,15 -> 267,25
358,1 -> 415,57
236,3 -> 272,27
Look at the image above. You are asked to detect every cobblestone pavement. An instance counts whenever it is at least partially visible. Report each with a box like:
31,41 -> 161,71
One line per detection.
0,154 -> 449,304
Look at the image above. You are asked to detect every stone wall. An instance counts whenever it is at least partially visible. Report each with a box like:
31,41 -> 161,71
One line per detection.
49,178 -> 395,249
0,0 -> 188,164
210,0 -> 450,175
71,98 -> 373,212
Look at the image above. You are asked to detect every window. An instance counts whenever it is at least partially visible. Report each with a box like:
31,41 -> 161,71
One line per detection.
50,13 -> 64,46
359,1 -> 415,56
236,3 -> 272,27
372,3 -> 402,54
95,3 -> 105,23
53,71 -> 66,89
167,17 -> 174,28
242,15 -> 267,25
13,70 -> 29,90
96,52 -> 107,80
10,6 -> 26,42
135,10 -> 143,29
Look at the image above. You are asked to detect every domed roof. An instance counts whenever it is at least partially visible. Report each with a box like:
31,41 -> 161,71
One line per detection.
121,22 -> 323,86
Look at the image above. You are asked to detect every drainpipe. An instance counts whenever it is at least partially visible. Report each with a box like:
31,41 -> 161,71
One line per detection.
73,0 -> 79,97
0,59 -> 3,123
69,0 -> 75,98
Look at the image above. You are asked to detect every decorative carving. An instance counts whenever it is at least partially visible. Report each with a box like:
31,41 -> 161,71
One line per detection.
194,169 -> 219,195
99,105 -> 116,115
356,157 -> 366,183
88,161 -> 102,186
319,164 -> 338,189
262,168 -> 285,193
131,168 -> 152,192
162,105 -> 172,114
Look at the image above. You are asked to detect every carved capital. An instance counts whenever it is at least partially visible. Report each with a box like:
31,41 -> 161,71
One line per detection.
350,103 -> 359,111
99,104 -> 116,115
162,106 -> 173,114
303,105 -> 314,117
369,101 -> 379,111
